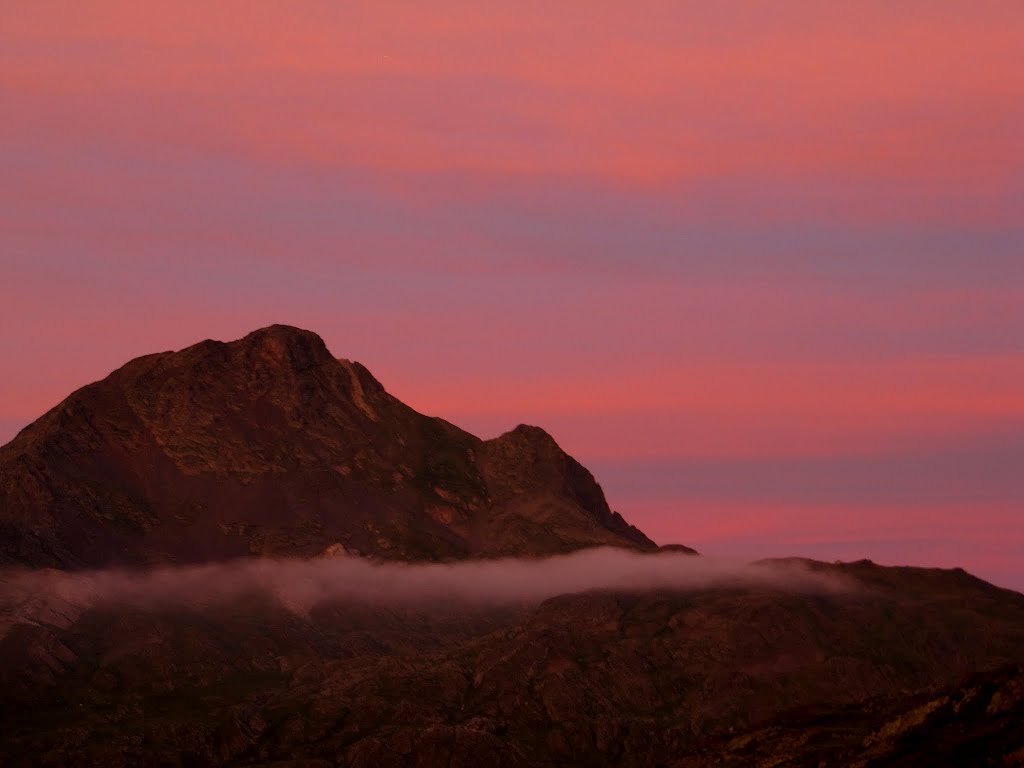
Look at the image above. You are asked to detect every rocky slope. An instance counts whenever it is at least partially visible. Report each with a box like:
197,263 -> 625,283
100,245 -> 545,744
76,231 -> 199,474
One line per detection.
1,559 -> 1023,766
0,325 -> 657,569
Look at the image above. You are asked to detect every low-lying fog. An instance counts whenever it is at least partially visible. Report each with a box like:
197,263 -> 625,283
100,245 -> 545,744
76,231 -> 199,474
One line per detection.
0,548 -> 855,634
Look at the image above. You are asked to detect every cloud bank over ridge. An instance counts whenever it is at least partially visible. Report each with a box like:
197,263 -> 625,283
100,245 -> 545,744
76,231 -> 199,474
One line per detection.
0,548 -> 855,636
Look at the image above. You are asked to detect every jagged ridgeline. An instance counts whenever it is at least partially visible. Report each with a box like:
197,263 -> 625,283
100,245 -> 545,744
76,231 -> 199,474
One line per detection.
0,325 -> 664,569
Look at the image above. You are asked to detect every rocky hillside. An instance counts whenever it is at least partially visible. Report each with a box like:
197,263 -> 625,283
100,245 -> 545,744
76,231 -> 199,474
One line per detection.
0,325 -> 658,568
1,559 -> 1023,766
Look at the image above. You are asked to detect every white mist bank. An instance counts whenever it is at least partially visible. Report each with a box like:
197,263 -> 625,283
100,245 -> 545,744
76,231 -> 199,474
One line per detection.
0,548 -> 855,633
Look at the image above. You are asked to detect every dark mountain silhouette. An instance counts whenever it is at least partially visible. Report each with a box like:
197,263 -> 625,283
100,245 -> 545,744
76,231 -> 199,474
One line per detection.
0,325 -> 659,569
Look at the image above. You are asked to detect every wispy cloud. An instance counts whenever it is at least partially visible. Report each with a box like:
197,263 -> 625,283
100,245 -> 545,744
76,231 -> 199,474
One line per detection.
0,548 -> 855,637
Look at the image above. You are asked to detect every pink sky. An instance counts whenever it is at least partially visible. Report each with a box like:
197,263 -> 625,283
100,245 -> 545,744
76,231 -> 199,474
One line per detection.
2,2 -> 1022,588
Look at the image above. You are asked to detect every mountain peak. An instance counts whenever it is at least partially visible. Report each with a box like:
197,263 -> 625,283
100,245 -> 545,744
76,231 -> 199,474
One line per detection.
483,424 -> 657,551
241,323 -> 326,347
236,324 -> 335,370
0,326 -> 665,568
106,325 -> 337,385
509,423 -> 557,442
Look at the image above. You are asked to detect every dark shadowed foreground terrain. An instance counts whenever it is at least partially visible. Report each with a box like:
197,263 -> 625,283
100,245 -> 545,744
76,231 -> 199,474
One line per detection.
1,327 -> 1023,766
2,555 -> 1024,766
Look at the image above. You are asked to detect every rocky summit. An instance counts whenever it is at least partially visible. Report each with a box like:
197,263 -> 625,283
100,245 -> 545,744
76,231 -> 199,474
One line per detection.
0,325 -> 658,569
1,326 -> 1023,767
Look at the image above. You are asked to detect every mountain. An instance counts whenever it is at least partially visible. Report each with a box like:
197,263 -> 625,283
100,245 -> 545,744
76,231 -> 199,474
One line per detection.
2,324 -> 1023,767
0,325 -> 659,569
